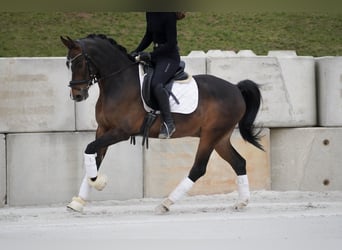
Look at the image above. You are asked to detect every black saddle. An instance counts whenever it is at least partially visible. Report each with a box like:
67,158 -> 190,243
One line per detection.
142,61 -> 189,111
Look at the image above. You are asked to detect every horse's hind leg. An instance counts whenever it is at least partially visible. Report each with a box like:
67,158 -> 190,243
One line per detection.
214,137 -> 250,210
155,135 -> 217,214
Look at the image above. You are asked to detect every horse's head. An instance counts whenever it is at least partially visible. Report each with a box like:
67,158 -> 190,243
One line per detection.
61,34 -> 137,102
60,36 -> 98,102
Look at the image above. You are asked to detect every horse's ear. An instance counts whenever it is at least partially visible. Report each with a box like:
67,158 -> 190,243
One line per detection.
60,36 -> 76,49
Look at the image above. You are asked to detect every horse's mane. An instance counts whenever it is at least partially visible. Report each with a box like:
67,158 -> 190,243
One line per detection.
86,34 -> 134,61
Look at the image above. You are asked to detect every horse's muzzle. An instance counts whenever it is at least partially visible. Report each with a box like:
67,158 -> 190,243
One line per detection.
70,89 -> 89,102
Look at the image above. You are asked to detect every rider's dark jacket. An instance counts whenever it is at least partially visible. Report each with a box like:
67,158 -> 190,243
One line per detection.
134,12 -> 180,63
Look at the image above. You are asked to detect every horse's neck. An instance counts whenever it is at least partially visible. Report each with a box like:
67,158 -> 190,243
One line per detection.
98,63 -> 140,98
100,50 -> 132,76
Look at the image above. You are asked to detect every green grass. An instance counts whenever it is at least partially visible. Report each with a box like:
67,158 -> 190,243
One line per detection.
1,12 -> 342,57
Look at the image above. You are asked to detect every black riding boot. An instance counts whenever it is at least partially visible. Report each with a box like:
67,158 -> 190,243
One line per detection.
154,86 -> 176,139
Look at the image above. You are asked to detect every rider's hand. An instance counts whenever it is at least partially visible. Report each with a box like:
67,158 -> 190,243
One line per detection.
130,51 -> 139,58
138,51 -> 151,63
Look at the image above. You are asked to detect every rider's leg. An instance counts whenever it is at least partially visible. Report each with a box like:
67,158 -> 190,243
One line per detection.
151,59 -> 179,139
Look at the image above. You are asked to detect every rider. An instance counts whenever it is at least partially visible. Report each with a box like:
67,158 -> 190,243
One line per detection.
131,12 -> 181,139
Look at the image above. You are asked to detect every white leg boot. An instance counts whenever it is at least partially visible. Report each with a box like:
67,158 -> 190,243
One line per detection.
155,177 -> 194,214
67,175 -> 90,212
84,153 -> 108,191
233,174 -> 250,211
84,153 -> 98,178
67,196 -> 86,212
67,153 -> 107,212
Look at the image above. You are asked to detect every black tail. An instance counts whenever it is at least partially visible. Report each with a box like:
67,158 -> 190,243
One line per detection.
237,80 -> 264,151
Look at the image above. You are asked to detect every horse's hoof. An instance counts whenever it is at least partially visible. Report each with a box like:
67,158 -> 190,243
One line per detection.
88,174 -> 108,191
233,198 -> 249,211
67,196 -> 86,212
154,198 -> 173,215
155,204 -> 170,215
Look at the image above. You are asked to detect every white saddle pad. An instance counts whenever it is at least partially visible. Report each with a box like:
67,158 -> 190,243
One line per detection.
138,65 -> 199,114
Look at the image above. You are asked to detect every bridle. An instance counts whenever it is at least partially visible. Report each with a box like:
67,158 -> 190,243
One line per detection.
67,42 -> 99,91
67,40 -> 138,94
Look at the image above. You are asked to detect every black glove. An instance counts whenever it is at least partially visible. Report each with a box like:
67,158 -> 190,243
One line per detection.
138,51 -> 151,63
130,51 -> 139,58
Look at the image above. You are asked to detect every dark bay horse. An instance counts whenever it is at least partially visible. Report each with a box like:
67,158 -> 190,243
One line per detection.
60,34 -> 263,213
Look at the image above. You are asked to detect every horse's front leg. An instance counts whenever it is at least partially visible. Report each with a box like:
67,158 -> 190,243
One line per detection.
67,128 -> 129,212
82,128 -> 113,191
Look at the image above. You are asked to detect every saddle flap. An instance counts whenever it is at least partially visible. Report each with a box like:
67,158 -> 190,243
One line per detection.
142,66 -> 154,108
138,64 -> 198,115
141,60 -> 190,110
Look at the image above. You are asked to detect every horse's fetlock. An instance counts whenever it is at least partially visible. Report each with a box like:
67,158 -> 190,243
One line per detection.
88,174 -> 108,191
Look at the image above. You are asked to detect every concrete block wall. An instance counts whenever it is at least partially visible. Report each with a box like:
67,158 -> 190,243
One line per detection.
0,58 -> 75,132
182,51 -> 207,75
316,56 -> 342,126
1,53 -> 342,207
206,51 -> 316,127
6,132 -> 143,206
271,128 -> 342,191
0,134 -> 5,207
